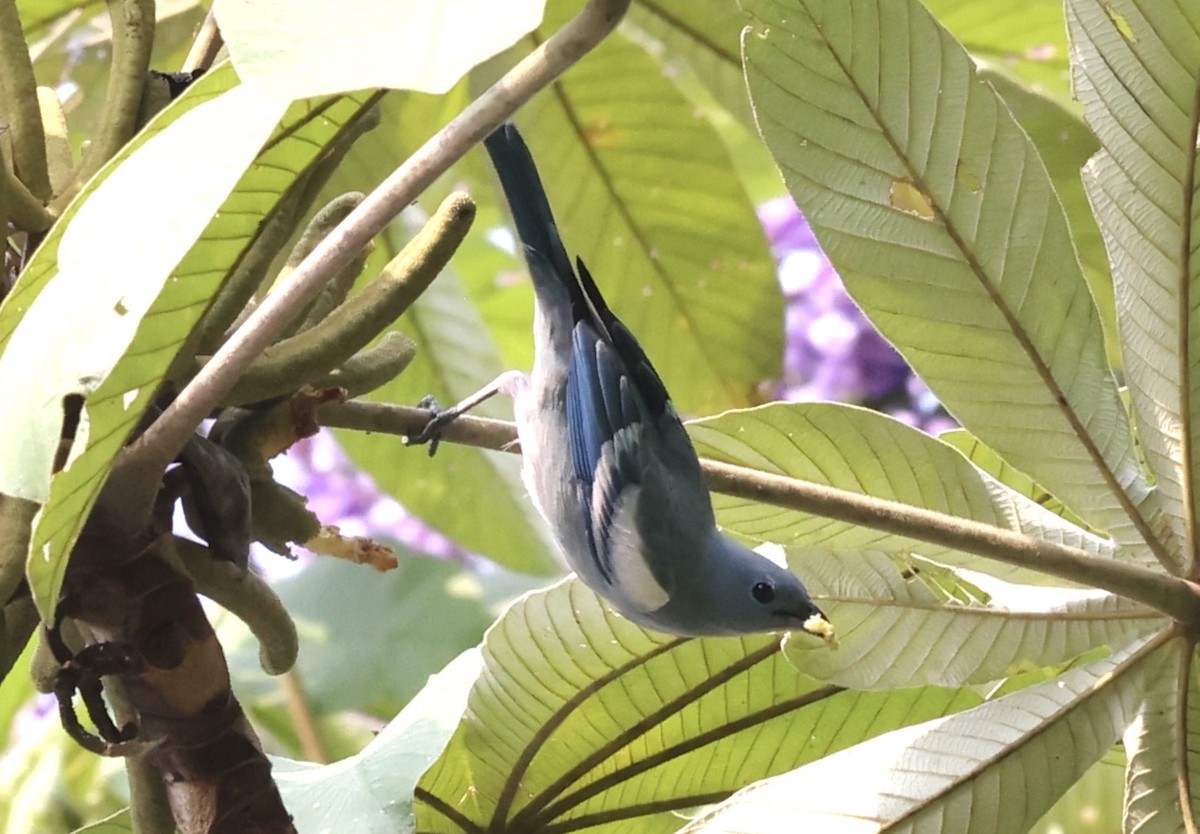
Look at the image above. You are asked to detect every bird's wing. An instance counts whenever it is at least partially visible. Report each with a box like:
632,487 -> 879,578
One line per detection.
574,258 -> 670,417
567,319 -> 669,598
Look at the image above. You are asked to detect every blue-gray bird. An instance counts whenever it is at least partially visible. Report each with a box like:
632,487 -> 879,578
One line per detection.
417,123 -> 833,640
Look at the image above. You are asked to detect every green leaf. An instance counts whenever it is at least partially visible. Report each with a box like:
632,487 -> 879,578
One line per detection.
15,0 -> 100,33
415,578 -> 980,833
1121,641 -> 1200,828
977,69 -> 1115,366
274,649 -> 482,834
690,403 -> 1116,586
213,0 -> 545,97
511,0 -> 782,414
0,64 -> 382,617
940,428 -> 1096,533
680,634 -> 1166,832
1030,751 -> 1124,834
924,0 -> 1073,107
627,0 -> 755,127
784,550 -> 1163,690
225,554 -> 531,718
1069,0 -> 1200,555
742,0 -> 1161,563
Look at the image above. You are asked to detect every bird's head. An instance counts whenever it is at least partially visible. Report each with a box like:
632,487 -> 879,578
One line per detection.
661,535 -> 835,641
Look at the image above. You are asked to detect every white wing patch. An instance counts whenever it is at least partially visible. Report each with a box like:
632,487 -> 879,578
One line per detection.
605,485 -> 670,612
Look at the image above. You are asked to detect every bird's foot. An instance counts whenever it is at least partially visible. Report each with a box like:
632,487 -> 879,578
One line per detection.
407,395 -> 460,457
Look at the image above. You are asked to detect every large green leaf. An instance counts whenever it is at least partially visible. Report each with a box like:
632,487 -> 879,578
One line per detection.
786,549 -> 1162,690
681,633 -> 1166,832
68,811 -> 131,834
0,64 -> 381,616
213,0 -> 545,97
415,578 -> 979,834
627,0 -> 755,127
1121,643 -> 1200,829
16,0 -> 102,32
689,403 -> 1117,586
508,0 -> 782,414
1069,0 -> 1200,558
273,649 -> 482,834
223,554 -> 526,718
977,69 -> 1115,365
742,0 -> 1163,565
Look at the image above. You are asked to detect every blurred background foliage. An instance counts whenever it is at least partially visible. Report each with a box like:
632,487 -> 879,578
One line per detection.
2,0 -> 1123,831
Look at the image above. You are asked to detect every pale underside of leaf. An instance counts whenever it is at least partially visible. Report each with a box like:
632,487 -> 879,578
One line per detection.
0,66 -> 278,503
214,0 -> 546,97
681,632 -> 1168,833
1069,0 -> 1200,568
940,428 -> 1098,535
1122,639 -> 1200,834
415,578 -> 980,834
785,549 -> 1164,690
690,403 -> 1118,586
741,0 -> 1166,567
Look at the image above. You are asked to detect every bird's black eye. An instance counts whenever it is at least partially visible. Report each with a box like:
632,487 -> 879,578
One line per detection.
752,582 -> 775,604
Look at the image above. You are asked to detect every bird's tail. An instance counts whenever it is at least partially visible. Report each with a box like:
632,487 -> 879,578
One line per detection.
484,124 -> 578,294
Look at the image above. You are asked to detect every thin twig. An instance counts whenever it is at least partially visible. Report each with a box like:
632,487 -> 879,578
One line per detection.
1176,635 -> 1199,834
126,0 -> 632,495
182,7 -> 223,74
0,140 -> 54,231
280,668 -> 328,764
0,0 -> 51,199
318,400 -> 1200,626
59,0 -> 156,207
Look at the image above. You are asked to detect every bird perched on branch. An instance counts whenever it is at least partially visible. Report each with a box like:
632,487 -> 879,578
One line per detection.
414,123 -> 833,640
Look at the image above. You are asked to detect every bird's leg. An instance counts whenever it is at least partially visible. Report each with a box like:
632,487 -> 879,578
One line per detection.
409,370 -> 525,455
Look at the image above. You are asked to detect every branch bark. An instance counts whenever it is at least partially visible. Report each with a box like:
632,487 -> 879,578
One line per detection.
319,400 -> 1200,627
126,0 -> 634,484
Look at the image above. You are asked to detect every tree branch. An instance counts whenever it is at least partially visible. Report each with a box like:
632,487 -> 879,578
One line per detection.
66,0 -> 156,200
0,0 -> 51,199
318,400 -> 1200,626
125,0 -> 633,490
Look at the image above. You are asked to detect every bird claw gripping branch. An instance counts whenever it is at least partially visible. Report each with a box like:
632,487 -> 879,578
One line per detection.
46,608 -> 144,756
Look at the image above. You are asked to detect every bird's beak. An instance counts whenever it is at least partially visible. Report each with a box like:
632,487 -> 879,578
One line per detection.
798,608 -> 837,648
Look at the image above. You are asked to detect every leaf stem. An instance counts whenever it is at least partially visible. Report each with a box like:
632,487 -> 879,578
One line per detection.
60,0 -> 156,207
0,140 -> 53,231
320,401 -> 1200,626
1176,635 -> 1199,834
280,668 -> 328,764
181,7 -> 222,74
126,0 -> 633,493
0,0 -> 51,199
126,754 -> 175,834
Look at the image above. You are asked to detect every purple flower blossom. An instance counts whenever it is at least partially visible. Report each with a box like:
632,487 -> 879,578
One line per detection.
262,433 -> 469,572
760,196 -> 953,434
